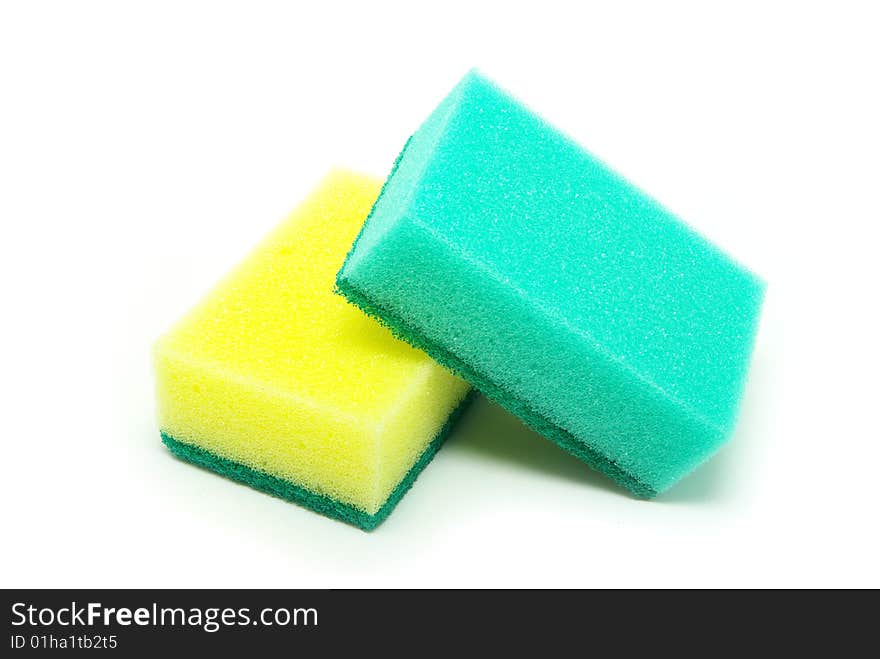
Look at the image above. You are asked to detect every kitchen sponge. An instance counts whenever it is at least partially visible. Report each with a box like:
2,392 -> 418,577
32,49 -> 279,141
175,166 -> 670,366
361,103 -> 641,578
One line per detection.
336,71 -> 765,497
154,170 -> 470,529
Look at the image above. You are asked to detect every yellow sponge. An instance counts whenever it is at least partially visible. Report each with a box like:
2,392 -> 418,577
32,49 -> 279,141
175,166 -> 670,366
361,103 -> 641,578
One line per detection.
154,170 -> 471,529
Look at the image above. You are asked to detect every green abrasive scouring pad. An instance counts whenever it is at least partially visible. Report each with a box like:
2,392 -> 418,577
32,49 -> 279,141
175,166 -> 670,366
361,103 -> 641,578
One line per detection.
335,70 -> 765,498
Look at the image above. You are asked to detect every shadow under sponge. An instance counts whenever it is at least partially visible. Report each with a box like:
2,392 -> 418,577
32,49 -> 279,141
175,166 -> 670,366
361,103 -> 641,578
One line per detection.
335,71 -> 765,497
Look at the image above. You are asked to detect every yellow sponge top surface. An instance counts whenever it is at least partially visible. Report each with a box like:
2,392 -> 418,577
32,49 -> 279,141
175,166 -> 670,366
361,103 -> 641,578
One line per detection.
154,170 -> 469,514
162,171 -> 439,419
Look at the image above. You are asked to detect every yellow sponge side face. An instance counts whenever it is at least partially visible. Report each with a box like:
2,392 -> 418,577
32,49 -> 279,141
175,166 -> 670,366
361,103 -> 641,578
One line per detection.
154,348 -> 376,505
154,171 -> 469,514
374,362 -> 469,506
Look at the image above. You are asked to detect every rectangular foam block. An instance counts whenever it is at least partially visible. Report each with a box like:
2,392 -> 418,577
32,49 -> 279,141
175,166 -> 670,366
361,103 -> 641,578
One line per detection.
336,71 -> 765,497
154,170 -> 471,529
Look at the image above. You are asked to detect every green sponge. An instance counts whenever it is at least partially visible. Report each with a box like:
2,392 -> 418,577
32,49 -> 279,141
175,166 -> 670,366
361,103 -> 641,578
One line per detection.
336,70 -> 765,497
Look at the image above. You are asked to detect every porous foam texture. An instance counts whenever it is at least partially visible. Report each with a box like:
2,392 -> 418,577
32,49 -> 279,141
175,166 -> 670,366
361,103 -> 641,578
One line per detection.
336,71 -> 765,498
154,170 -> 470,529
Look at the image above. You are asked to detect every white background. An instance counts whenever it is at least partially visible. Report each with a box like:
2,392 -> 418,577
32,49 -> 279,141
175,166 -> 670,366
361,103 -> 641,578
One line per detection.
2,1 -> 878,588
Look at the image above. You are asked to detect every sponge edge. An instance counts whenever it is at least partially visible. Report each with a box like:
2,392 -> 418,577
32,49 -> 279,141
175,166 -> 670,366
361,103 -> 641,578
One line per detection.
160,391 -> 474,530
154,170 -> 470,529
335,71 -> 765,497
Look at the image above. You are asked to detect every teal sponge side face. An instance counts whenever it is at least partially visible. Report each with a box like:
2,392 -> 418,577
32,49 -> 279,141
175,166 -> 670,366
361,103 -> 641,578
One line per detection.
337,70 -> 765,497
